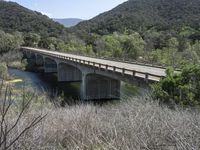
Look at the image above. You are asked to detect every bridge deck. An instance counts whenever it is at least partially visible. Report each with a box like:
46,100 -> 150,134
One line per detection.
22,47 -> 167,82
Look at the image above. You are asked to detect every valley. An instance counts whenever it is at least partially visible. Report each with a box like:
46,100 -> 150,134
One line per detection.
0,0 -> 200,149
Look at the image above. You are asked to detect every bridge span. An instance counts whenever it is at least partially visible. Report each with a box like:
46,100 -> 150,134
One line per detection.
21,47 -> 166,100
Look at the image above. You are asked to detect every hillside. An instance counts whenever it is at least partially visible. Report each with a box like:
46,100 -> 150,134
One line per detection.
53,18 -> 83,27
72,0 -> 200,35
0,0 -> 200,67
0,1 -> 65,37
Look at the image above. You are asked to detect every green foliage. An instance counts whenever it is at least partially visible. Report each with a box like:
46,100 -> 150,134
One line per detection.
0,63 -> 8,79
69,0 -> 200,67
121,32 -> 145,59
179,26 -> 197,38
0,30 -> 24,54
99,34 -> 123,57
73,0 -> 200,36
164,37 -> 179,66
24,33 -> 40,47
0,1 -> 65,37
95,32 -> 145,59
0,30 -> 26,71
0,0 -> 200,69
152,65 -> 200,107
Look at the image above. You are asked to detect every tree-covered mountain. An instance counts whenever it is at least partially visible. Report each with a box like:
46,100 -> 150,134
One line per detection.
72,0 -> 200,35
53,18 -> 83,27
0,1 -> 65,37
0,0 -> 200,68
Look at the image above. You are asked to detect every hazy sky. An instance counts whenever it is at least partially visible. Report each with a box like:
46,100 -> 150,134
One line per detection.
8,0 -> 127,19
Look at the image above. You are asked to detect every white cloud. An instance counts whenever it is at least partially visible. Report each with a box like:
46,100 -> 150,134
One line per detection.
40,11 -> 52,17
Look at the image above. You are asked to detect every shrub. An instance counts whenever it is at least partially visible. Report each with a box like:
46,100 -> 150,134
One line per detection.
0,63 -> 8,79
6,97 -> 200,150
152,65 -> 200,107
0,83 -> 200,149
0,84 -> 47,150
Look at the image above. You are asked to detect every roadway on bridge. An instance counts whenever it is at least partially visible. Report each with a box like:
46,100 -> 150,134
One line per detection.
23,47 -> 167,81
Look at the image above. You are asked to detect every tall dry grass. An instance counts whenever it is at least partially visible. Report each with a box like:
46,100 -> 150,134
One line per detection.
5,95 -> 200,150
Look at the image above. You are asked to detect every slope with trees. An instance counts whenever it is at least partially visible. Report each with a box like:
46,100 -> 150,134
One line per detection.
69,0 -> 200,67
0,1 -> 66,37
72,0 -> 200,35
0,0 -> 200,68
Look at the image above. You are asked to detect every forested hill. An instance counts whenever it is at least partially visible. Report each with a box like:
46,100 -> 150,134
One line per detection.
72,0 -> 200,35
0,1 -> 65,37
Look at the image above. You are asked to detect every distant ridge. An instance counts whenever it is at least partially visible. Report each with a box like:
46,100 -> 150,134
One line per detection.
53,18 -> 83,27
0,1 -> 65,37
72,0 -> 200,35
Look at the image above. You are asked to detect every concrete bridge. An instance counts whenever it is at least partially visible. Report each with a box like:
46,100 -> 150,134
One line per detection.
21,47 -> 166,100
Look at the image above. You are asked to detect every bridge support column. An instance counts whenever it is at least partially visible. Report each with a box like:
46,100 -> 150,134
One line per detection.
58,63 -> 82,82
36,54 -> 44,66
26,51 -> 32,59
44,57 -> 57,73
81,74 -> 121,100
27,53 -> 36,65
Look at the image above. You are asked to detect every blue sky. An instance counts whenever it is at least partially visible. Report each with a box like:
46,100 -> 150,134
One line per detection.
8,0 -> 127,20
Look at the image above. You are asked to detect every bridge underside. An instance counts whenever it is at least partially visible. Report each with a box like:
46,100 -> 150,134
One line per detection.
44,57 -> 57,73
25,51 -> 32,59
58,63 -> 82,82
36,54 -> 44,66
27,53 -> 36,65
82,74 -> 120,100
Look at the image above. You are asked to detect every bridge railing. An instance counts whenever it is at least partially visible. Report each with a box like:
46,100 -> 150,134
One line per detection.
21,47 -> 166,81
56,55 -> 164,81
23,47 -> 178,70
61,52 -> 167,69
59,51 -> 181,71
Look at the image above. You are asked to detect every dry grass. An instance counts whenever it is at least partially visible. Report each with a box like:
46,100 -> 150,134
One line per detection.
5,95 -> 200,150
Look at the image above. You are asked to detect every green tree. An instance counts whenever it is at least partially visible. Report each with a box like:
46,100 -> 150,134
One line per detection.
166,37 -> 179,66
193,40 -> 200,56
152,65 -> 200,107
0,30 -> 24,54
121,32 -> 145,60
149,49 -> 162,64
12,32 -> 24,49
0,30 -> 7,53
104,34 -> 122,57
0,63 -> 8,79
24,33 -> 41,47
179,26 -> 196,38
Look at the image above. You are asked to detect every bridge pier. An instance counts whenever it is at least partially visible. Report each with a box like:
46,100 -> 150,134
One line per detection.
58,63 -> 82,82
27,53 -> 36,65
44,57 -> 57,73
36,54 -> 44,66
81,74 -> 121,100
25,51 -> 32,59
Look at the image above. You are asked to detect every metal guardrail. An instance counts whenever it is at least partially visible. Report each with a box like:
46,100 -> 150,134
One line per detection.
21,47 -> 166,81
52,51 -> 167,70
57,51 -> 181,71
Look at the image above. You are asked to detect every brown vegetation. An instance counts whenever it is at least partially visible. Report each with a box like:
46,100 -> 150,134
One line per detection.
0,84 -> 199,149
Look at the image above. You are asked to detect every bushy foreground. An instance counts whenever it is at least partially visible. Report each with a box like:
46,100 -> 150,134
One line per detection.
152,65 -> 200,107
2,93 -> 199,150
